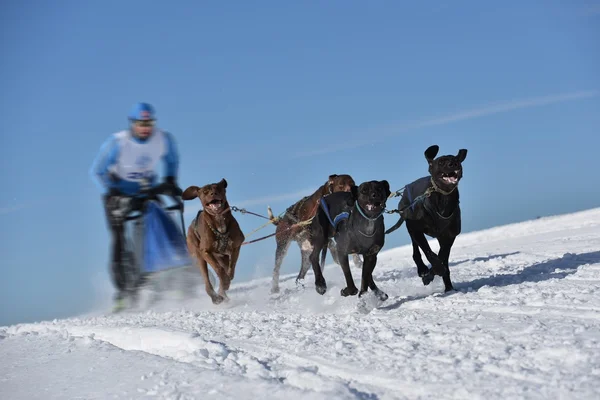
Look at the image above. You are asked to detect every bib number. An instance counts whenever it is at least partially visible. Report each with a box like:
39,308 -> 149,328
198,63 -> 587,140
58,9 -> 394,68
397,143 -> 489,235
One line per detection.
127,170 -> 155,180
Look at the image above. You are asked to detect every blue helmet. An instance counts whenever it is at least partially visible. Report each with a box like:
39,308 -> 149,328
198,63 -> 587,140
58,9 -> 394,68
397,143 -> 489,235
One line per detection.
128,102 -> 156,121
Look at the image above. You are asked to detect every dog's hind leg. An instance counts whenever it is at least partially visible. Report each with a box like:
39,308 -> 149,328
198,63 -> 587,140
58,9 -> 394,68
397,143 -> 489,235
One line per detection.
352,254 -> 363,269
320,246 -> 328,271
437,236 -> 456,292
406,225 -> 437,286
271,237 -> 291,294
296,241 -> 312,285
411,239 -> 432,284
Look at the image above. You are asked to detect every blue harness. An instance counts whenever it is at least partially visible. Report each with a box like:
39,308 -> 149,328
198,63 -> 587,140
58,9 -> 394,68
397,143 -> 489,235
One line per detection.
319,197 -> 350,229
320,198 -> 385,229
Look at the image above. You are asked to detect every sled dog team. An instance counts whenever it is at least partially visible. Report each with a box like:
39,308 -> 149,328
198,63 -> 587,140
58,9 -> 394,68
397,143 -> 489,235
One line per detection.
182,144 -> 468,305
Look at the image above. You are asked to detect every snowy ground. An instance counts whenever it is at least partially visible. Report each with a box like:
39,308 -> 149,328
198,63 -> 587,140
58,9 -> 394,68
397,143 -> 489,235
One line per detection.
2,207 -> 600,400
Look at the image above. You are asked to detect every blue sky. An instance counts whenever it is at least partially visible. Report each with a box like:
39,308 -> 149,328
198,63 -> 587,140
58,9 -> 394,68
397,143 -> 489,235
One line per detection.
1,0 -> 599,326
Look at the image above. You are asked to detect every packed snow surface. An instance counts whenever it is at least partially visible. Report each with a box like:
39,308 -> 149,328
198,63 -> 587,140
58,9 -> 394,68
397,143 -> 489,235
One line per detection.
2,208 -> 600,399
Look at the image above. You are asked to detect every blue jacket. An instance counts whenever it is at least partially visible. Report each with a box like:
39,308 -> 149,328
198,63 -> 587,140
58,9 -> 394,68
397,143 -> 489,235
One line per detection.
90,129 -> 179,196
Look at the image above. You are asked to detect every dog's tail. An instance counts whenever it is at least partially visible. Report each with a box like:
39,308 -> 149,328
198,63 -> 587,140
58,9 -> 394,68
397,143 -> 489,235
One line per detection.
385,216 -> 405,235
267,206 -> 280,225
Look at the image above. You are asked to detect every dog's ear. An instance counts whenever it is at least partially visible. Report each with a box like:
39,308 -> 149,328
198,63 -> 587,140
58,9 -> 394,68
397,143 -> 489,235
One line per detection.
182,185 -> 200,201
218,178 -> 228,189
425,145 -> 439,163
350,184 -> 359,199
380,180 -> 391,198
456,149 -> 467,163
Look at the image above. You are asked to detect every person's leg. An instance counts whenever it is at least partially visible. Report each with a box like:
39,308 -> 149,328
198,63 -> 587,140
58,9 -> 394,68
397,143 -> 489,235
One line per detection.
103,194 -> 128,300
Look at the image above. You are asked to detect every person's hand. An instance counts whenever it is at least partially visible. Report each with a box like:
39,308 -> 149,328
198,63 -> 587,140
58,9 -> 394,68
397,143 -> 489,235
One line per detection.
108,186 -> 123,198
162,176 -> 183,197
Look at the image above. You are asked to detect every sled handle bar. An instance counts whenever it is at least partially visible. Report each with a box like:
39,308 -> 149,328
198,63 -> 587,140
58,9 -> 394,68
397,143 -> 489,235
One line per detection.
121,183 -> 184,222
123,202 -> 183,221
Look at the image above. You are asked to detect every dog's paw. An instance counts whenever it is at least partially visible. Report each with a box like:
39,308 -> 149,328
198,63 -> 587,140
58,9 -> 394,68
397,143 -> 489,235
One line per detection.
211,294 -> 225,305
374,289 -> 389,302
315,284 -> 327,295
421,273 -> 434,286
430,259 -> 447,276
341,286 -> 359,297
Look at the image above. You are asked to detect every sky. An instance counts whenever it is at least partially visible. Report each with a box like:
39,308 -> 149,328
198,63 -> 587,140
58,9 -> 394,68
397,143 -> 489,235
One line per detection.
1,0 -> 599,326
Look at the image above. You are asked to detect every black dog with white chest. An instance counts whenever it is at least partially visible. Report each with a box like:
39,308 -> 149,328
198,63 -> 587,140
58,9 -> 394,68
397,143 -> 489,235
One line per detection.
308,180 -> 391,301
386,145 -> 467,292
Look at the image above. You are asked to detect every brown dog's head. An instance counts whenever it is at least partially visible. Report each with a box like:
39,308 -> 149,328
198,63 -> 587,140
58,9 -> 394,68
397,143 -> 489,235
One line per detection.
325,174 -> 356,194
182,178 -> 230,215
425,145 -> 468,193
351,180 -> 391,218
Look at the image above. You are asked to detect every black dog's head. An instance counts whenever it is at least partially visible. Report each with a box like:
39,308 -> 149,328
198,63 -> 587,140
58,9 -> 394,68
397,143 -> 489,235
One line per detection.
351,180 -> 391,218
425,145 -> 468,193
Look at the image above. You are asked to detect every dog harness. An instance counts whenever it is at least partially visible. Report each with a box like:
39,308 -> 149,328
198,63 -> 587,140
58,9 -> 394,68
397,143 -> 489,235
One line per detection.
193,210 -> 230,253
319,198 -> 350,229
400,176 -> 459,223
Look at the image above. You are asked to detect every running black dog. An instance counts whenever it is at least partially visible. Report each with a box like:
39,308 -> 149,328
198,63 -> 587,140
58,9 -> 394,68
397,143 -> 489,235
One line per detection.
386,145 -> 467,292
308,180 -> 391,301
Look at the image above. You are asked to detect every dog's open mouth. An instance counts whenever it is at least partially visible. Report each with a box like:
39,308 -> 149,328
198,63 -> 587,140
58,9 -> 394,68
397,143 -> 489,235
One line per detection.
441,171 -> 459,185
365,202 -> 382,212
205,198 -> 224,212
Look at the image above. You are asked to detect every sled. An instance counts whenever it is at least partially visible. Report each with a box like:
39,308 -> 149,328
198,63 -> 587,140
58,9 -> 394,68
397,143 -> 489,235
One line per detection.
119,185 -> 196,306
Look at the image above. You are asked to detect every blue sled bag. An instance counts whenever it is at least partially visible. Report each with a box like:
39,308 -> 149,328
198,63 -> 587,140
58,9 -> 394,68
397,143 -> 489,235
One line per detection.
143,201 -> 192,273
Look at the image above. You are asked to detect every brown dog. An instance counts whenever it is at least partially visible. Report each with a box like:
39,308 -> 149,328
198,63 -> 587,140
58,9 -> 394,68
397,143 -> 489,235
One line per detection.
269,174 -> 356,294
182,179 -> 245,304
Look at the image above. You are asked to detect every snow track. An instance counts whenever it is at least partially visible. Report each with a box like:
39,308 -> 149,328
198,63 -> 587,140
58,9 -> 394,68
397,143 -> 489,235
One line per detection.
2,208 -> 600,399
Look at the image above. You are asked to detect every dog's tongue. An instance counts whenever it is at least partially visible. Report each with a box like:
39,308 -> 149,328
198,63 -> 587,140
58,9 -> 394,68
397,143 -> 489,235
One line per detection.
443,176 -> 458,184
366,204 -> 375,211
209,202 -> 222,211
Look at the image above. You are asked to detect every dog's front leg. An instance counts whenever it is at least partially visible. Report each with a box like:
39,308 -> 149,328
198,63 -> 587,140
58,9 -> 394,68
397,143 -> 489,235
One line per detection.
228,245 -> 241,282
339,252 -> 358,297
196,256 -> 224,304
437,236 -> 456,292
359,254 -> 375,296
309,245 -> 327,295
360,253 -> 388,301
203,250 -> 230,299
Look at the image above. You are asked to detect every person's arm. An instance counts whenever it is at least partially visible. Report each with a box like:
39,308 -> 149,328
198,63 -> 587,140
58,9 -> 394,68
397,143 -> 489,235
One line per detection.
162,131 -> 179,183
90,135 -> 120,193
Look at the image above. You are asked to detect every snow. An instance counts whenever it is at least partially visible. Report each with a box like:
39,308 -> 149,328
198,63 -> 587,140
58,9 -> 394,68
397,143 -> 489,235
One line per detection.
2,207 -> 600,399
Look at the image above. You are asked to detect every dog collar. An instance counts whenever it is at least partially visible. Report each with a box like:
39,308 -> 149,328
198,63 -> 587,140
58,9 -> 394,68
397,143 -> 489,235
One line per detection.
355,201 -> 384,221
430,177 -> 456,196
